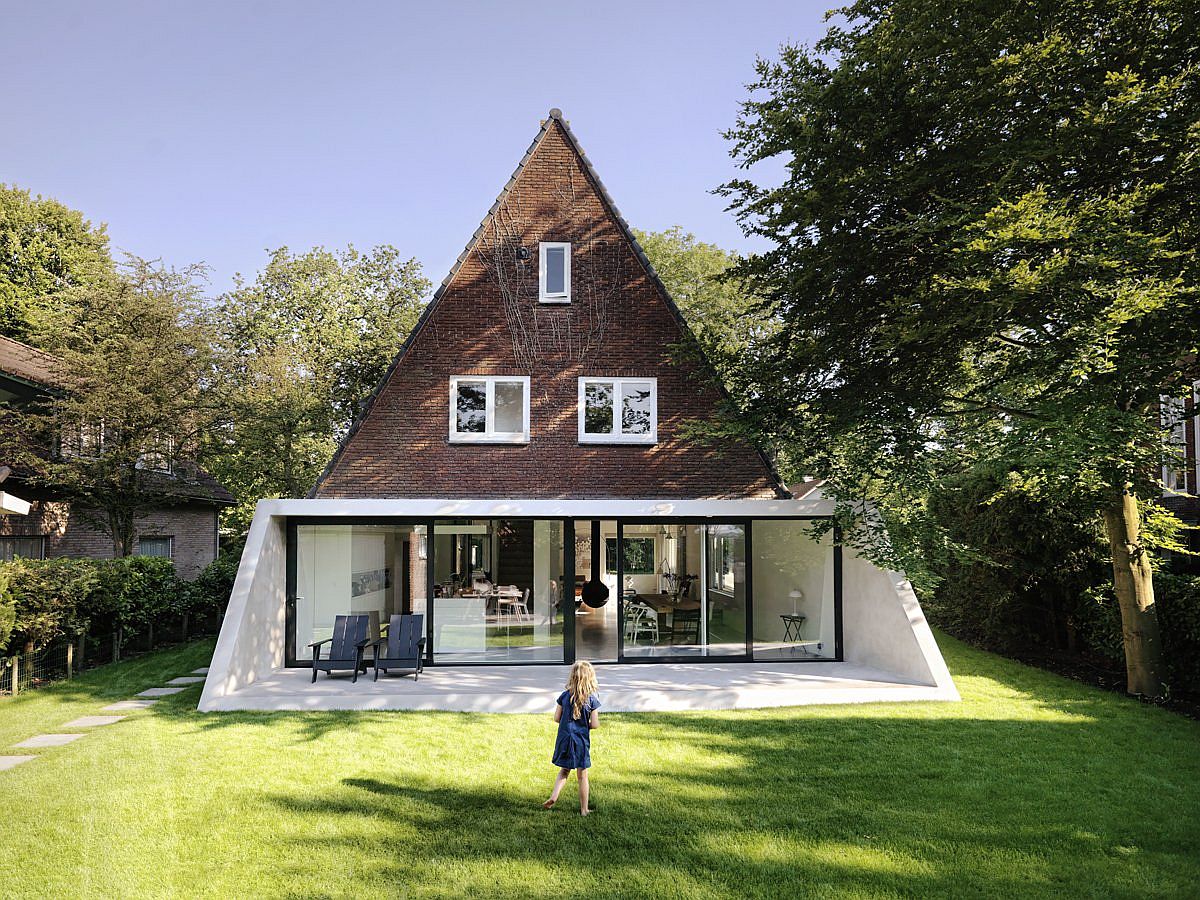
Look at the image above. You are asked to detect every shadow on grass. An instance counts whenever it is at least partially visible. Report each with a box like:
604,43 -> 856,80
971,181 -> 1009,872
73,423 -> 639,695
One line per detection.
252,706 -> 1200,899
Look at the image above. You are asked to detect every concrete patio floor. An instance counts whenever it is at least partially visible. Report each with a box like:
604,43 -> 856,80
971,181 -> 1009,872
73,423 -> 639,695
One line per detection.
200,661 -> 956,712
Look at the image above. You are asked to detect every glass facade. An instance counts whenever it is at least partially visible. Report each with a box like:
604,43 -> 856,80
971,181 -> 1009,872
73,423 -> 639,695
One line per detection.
287,517 -> 839,666
750,521 -> 836,659
294,523 -> 427,661
430,519 -> 565,663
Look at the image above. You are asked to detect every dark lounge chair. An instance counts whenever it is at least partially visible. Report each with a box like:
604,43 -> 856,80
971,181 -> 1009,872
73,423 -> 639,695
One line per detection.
371,613 -> 426,681
310,614 -> 371,683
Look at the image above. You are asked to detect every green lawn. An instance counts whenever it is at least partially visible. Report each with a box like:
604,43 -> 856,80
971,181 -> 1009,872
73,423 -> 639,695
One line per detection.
1,635 -> 1198,899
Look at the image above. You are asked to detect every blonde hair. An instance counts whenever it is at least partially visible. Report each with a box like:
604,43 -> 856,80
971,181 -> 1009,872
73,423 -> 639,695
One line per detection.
565,661 -> 599,721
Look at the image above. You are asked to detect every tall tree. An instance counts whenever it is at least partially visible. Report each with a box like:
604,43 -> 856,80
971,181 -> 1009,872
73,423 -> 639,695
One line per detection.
0,184 -> 115,343
720,0 -> 1200,696
1,257 -> 218,556
207,245 -> 430,529
633,226 -> 773,381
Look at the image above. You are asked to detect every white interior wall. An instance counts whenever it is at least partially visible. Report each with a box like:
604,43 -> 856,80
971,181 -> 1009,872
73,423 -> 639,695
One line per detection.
750,522 -> 835,652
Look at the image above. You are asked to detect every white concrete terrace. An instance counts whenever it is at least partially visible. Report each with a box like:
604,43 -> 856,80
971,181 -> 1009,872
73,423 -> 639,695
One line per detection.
200,659 -> 956,713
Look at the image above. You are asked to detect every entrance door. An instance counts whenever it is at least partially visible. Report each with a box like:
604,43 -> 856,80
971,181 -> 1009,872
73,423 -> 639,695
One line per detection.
573,519 -> 619,661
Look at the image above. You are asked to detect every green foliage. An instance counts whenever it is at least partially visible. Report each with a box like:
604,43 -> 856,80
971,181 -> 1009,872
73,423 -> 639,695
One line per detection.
0,567 -> 14,652
632,226 -> 773,383
0,256 -> 220,556
187,545 -> 242,618
0,183 -> 115,343
3,557 -> 98,652
89,557 -> 183,637
720,0 -> 1200,517
206,245 -> 430,531
921,467 -> 1110,655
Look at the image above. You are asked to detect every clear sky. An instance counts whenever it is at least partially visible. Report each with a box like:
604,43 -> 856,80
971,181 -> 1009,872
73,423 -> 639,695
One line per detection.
2,1 -> 830,295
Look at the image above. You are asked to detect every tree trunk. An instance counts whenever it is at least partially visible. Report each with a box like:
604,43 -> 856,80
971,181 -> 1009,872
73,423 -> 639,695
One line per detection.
1102,487 -> 1166,698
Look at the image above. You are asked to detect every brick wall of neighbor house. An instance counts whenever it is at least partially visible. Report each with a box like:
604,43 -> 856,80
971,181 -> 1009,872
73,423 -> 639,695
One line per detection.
0,499 -> 219,578
316,118 -> 780,500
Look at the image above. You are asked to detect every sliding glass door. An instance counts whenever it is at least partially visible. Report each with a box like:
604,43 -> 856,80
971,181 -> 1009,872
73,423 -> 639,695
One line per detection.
619,522 -> 749,660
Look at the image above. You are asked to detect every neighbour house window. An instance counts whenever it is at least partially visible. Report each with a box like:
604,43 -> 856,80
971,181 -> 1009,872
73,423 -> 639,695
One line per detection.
60,422 -> 105,459
578,377 -> 657,444
137,536 -> 173,559
0,536 -> 45,562
1162,395 -> 1189,494
137,436 -> 174,474
538,242 -> 571,303
448,376 -> 530,443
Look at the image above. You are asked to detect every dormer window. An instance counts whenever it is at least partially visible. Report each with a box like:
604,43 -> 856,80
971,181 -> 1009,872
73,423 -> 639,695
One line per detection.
539,242 -> 571,303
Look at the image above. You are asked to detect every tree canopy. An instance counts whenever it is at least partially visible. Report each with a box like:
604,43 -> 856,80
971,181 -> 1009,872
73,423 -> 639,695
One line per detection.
205,245 -> 430,529
720,0 -> 1200,695
0,184 -> 115,343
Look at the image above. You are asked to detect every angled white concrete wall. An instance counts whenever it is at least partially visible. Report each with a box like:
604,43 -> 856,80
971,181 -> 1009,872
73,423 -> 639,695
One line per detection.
198,503 -> 286,710
841,548 -> 958,698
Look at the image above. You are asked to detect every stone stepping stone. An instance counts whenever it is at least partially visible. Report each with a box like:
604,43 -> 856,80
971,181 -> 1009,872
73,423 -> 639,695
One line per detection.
191,667 -> 209,675
165,676 -> 205,685
137,687 -> 185,697
103,699 -> 158,711
62,715 -> 124,728
0,756 -> 36,771
15,733 -> 86,749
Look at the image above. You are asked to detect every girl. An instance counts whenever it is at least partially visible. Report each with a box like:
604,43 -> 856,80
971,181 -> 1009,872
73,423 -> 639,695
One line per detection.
543,660 -> 601,816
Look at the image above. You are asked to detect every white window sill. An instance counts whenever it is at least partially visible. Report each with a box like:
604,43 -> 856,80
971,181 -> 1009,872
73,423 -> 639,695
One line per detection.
538,296 -> 571,304
578,437 -> 657,446
449,434 -> 530,444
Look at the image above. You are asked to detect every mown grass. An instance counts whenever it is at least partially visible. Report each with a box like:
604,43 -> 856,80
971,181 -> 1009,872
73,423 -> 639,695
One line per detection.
0,634 -> 1197,899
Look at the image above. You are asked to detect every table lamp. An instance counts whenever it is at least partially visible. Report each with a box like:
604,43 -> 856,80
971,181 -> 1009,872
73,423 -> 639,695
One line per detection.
789,589 -> 804,616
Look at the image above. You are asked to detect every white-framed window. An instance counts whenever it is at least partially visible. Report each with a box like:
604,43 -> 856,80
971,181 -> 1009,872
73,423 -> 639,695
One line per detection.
1162,394 -> 1190,495
449,376 -> 531,443
137,536 -> 173,559
578,377 -> 657,444
538,242 -> 571,303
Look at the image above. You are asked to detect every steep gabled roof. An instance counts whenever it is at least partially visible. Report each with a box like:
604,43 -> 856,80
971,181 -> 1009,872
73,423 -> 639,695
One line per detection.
309,109 -> 788,499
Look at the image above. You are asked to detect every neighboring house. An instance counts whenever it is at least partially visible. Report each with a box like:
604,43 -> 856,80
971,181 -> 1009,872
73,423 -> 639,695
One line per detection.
0,334 -> 232,577
201,110 -> 956,709
1162,385 -> 1200,560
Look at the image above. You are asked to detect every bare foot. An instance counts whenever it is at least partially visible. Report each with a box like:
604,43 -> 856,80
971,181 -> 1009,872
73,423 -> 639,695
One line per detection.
542,799 -> 556,810
580,808 -> 591,817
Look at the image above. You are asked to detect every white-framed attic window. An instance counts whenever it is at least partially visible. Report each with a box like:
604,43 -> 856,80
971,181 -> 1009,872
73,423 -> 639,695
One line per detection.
449,376 -> 531,443
539,242 -> 571,303
578,377 -> 657,444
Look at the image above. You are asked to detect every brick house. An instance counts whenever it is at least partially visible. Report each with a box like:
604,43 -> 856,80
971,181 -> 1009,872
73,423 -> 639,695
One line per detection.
201,110 -> 955,709
0,335 -> 232,578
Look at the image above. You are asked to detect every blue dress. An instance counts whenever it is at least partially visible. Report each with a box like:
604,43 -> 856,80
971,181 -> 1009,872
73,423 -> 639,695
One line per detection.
552,690 -> 601,770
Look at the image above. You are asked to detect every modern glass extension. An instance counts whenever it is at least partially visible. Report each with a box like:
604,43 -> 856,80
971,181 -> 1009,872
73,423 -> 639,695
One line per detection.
284,516 -> 840,666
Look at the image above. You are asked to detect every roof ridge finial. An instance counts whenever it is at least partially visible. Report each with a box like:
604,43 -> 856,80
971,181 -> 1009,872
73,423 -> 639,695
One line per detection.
548,107 -> 563,120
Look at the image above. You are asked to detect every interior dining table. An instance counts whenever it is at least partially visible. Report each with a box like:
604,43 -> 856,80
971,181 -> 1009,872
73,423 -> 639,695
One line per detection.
632,592 -> 700,629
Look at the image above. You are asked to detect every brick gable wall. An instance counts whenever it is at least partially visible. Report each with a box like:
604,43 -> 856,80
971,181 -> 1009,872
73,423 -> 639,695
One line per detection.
315,119 -> 779,500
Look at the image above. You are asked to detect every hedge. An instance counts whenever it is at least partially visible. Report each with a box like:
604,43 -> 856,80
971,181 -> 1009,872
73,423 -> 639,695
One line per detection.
0,549 -> 239,656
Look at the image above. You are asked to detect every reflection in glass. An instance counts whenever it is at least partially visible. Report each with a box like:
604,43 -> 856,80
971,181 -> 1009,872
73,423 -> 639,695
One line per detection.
620,523 -> 746,659
455,381 -> 486,432
493,381 -> 524,433
294,524 -> 428,660
584,383 -> 614,434
621,382 -> 652,434
431,519 -> 565,662
545,246 -> 566,294
751,521 -> 835,659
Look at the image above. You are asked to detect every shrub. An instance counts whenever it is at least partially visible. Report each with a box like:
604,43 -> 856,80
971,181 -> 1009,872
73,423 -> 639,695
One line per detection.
89,556 -> 182,639
0,567 -> 15,651
1157,574 -> 1200,694
921,468 -> 1110,655
187,546 -> 241,620
3,557 -> 99,653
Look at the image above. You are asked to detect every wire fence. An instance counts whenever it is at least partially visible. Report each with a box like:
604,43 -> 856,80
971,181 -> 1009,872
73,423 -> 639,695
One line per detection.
0,610 -> 223,697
